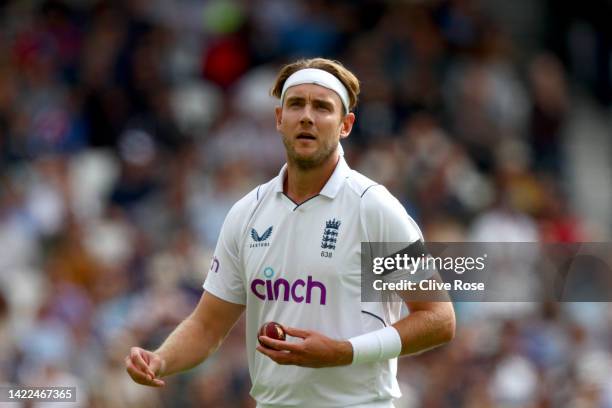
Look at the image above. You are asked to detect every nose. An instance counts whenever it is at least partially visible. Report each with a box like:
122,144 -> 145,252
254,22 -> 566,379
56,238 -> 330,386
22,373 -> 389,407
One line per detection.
299,106 -> 314,126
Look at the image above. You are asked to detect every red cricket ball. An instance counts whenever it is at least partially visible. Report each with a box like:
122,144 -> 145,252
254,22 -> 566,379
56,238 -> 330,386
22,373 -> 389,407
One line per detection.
258,321 -> 286,346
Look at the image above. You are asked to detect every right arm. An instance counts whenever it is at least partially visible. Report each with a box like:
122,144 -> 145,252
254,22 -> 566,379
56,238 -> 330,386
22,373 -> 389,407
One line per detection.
125,291 -> 245,387
127,190 -> 255,386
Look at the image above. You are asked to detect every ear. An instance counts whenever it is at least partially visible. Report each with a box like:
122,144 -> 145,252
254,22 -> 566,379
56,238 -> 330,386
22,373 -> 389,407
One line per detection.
339,112 -> 356,140
275,106 -> 283,131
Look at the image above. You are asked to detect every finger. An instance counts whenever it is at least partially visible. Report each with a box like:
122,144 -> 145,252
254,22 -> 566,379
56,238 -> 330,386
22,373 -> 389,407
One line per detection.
256,345 -> 278,360
127,364 -> 164,387
259,336 -> 302,352
125,358 -> 155,385
125,356 -> 146,377
151,378 -> 166,387
131,349 -> 156,378
148,356 -> 163,377
283,327 -> 310,338
256,345 -> 292,365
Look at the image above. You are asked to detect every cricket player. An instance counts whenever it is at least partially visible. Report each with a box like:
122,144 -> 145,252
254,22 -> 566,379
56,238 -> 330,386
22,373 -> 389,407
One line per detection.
126,58 -> 455,407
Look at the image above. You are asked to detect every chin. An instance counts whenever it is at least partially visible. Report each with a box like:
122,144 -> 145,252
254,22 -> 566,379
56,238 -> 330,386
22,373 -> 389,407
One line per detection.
293,157 -> 321,170
292,146 -> 318,158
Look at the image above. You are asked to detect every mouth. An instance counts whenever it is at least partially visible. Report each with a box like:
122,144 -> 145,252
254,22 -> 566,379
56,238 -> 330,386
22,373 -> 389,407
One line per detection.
296,132 -> 316,140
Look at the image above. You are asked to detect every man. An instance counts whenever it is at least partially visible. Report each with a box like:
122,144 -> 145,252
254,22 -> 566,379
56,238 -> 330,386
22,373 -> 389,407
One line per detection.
126,58 -> 455,407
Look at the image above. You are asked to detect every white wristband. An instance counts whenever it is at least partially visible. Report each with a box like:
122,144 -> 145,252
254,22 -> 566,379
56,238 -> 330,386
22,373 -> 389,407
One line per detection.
348,326 -> 402,365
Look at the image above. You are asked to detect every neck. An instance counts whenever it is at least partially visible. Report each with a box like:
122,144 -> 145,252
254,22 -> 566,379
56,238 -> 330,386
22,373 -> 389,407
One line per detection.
284,153 -> 340,204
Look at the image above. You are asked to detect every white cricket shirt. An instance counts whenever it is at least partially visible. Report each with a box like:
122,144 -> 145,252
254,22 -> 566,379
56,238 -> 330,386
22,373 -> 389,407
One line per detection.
204,156 -> 423,407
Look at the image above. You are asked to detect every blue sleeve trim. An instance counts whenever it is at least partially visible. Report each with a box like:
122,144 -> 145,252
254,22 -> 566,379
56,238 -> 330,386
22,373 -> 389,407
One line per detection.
360,184 -> 379,198
360,310 -> 387,327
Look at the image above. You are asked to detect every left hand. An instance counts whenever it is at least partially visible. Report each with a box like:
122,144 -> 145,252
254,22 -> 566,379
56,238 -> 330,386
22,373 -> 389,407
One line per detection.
257,326 -> 353,368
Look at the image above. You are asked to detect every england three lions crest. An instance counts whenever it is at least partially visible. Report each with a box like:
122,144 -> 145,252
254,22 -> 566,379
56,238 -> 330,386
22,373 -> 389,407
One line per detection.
321,218 -> 341,251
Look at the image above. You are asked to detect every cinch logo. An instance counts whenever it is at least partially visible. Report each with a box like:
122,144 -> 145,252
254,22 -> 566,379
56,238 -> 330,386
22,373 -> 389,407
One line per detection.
210,256 -> 219,273
250,267 -> 327,305
250,226 -> 272,248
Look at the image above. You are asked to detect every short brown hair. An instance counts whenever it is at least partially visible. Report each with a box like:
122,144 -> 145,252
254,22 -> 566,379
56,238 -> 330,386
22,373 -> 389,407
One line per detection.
270,58 -> 360,112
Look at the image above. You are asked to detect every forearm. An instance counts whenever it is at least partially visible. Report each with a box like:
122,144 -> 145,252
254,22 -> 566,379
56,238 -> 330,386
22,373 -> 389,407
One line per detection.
392,303 -> 455,356
154,314 -> 225,377
126,292 -> 244,385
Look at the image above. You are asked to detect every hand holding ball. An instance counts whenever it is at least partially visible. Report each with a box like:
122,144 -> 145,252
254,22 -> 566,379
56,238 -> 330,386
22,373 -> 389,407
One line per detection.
258,322 -> 286,347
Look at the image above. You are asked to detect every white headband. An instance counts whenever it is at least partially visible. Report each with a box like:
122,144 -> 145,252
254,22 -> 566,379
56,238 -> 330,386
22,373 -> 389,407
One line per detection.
280,68 -> 350,114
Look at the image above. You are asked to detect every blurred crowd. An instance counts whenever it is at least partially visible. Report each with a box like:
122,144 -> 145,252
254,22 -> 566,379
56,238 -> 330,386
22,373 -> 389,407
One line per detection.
1,0 -> 612,406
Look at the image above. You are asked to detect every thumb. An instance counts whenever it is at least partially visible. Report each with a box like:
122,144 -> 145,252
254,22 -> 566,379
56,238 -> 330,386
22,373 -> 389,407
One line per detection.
149,355 -> 166,377
283,327 -> 310,339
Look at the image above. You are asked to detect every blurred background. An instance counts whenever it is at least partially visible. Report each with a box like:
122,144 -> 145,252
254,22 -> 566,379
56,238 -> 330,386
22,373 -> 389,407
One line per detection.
1,0 -> 612,406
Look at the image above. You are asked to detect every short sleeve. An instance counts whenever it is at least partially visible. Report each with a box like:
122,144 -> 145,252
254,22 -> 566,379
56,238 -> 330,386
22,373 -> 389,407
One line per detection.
203,202 -> 247,305
360,185 -> 423,244
360,186 -> 432,281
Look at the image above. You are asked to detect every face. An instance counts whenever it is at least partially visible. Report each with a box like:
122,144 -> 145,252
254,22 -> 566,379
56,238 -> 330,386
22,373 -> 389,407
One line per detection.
275,83 -> 355,170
